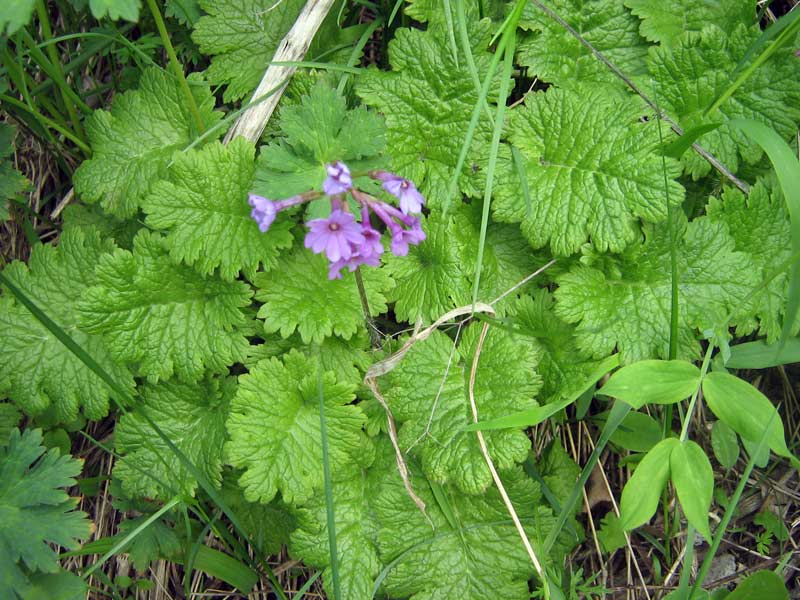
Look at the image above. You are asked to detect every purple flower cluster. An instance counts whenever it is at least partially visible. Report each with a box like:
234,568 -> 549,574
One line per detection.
249,161 -> 426,279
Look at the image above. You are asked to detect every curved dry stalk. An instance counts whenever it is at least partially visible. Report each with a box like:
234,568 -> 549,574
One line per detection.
467,321 -> 546,581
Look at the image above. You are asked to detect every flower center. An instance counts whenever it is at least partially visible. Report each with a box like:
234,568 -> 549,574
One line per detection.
329,223 -> 340,232
400,180 -> 409,190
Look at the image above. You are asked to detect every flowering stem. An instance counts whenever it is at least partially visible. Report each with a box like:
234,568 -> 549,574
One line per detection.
354,268 -> 380,347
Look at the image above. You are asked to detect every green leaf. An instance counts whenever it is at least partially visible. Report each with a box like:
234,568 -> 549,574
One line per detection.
0,123 -> 30,205
597,512 -> 627,553
517,0 -> 649,93
254,247 -> 392,344
79,230 -> 252,382
357,21 -> 505,207
19,571 -> 86,600
291,447 -> 382,600
226,350 -> 366,504
625,0 -> 753,45
619,437 -> 678,531
191,0 -> 306,102
450,204 -> 544,308
607,410 -> 663,453
374,462 -> 555,599
555,216 -> 759,363
0,429 -> 91,597
494,86 -> 684,255
116,516 -> 181,571
254,85 -> 386,199
646,25 -> 800,179
0,228 -> 134,422
0,405 -> 21,446
143,138 -> 293,280
114,376 -> 233,500
165,0 -> 200,25
754,511 -> 789,543
510,291 -> 610,404
727,338 -> 800,369
726,570 -> 788,600
599,360 -> 701,408
383,212 -> 470,324
702,371 -> 796,464
382,327 -> 539,494
88,0 -> 140,21
61,203 -> 141,250
706,180 -> 792,343
0,0 -> 34,35
74,69 -> 223,218
670,440 -> 713,541
711,420 -> 740,469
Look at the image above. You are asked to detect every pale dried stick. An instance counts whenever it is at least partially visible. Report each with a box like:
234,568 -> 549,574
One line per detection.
467,321 -> 546,581
364,302 -> 495,523
224,0 -> 336,143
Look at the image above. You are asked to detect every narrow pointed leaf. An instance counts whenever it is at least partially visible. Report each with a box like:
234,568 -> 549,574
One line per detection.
599,360 -> 701,408
670,440 -> 713,541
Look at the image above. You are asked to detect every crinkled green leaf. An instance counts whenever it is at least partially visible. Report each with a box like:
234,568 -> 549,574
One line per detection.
0,228 -> 134,422
254,85 -> 386,199
510,291 -> 606,404
226,350 -> 366,504
115,375 -> 234,500
192,0 -> 305,102
555,216 -> 759,363
374,461 -> 554,600
625,0 -> 754,45
61,204 -> 140,250
165,0 -> 200,25
597,512 -> 626,553
706,180 -> 793,342
116,516 -> 181,570
291,443 -> 382,600
357,21 -> 505,207
0,429 -> 90,597
494,86 -> 684,255
74,69 -> 223,218
88,0 -> 140,21
79,230 -> 252,382
254,247 -> 392,344
451,203 -> 544,308
143,138 -> 293,280
220,470 -> 296,554
0,405 -> 21,446
517,0 -> 650,93
384,213 -> 470,324
382,327 -> 539,494
647,24 -> 800,179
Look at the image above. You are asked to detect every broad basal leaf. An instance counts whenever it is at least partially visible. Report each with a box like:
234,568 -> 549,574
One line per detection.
116,516 -> 181,570
114,375 -> 234,500
79,230 -> 252,382
451,203 -> 544,308
0,429 -> 90,597
494,86 -> 684,255
517,0 -> 650,93
88,0 -> 140,21
254,247 -> 392,344
357,20 -> 507,207
625,0 -> 754,46
384,212 -> 470,324
510,291 -> 606,404
254,85 -> 386,199
381,327 -> 539,494
706,180 -> 793,342
226,350 -> 367,505
192,0 -> 305,102
291,445 -> 382,600
374,461 -> 554,600
143,138 -> 293,280
74,69 -> 222,218
555,216 -> 759,363
647,24 -> 800,179
0,228 -> 134,422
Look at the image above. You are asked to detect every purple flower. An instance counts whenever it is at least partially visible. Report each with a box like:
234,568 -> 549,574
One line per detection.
249,194 -> 278,232
373,171 -> 425,214
323,161 -> 353,195
305,209 -> 365,262
389,219 -> 426,256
